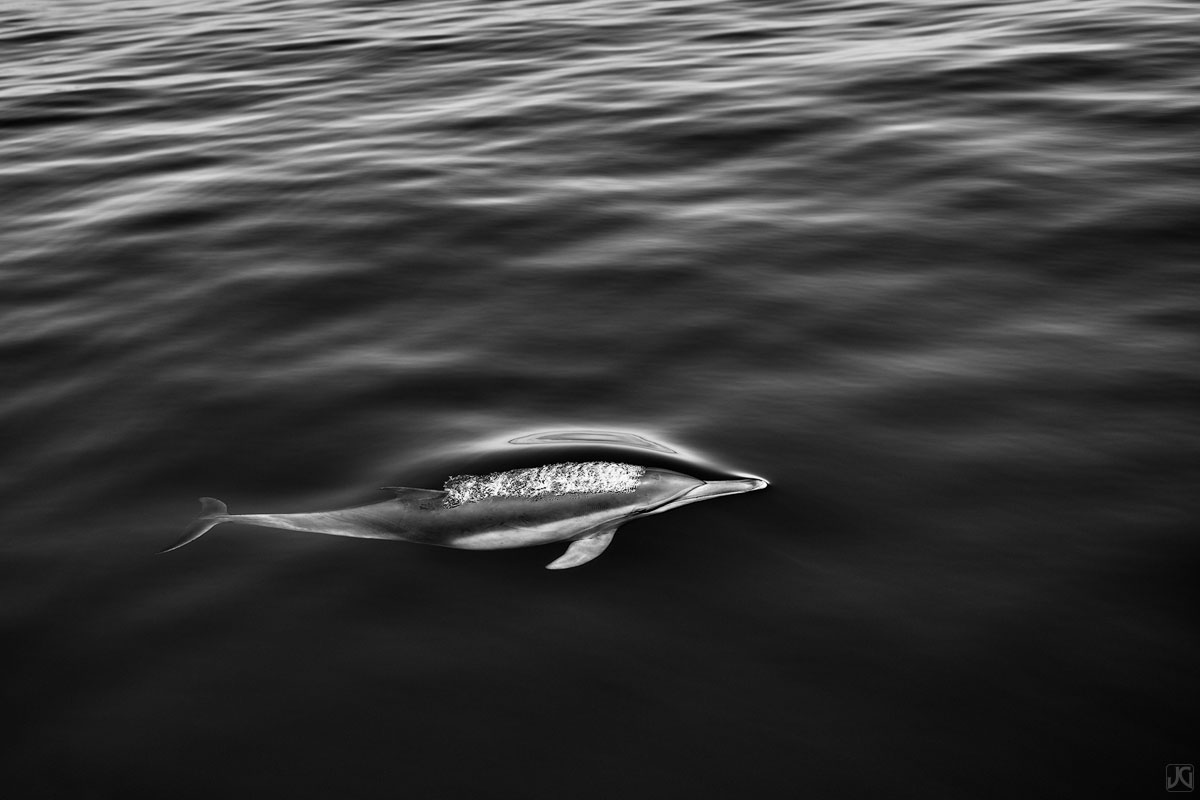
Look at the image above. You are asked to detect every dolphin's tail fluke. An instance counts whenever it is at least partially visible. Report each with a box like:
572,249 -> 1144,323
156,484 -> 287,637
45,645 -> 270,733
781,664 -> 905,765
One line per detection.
160,497 -> 229,553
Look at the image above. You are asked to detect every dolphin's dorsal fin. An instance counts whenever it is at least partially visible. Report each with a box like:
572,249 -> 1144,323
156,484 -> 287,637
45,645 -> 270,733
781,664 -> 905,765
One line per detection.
545,526 -> 618,570
380,486 -> 448,507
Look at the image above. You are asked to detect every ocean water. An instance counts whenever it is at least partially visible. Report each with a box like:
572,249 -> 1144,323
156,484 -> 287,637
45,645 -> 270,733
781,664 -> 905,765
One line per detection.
3,0 -> 1197,797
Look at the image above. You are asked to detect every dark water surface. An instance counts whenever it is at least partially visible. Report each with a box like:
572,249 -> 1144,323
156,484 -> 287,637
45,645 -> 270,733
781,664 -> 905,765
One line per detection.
3,1 -> 1198,797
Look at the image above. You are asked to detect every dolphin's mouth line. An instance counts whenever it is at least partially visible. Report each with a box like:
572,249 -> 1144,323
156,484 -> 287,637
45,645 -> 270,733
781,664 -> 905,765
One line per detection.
682,478 -> 769,500
638,477 -> 768,517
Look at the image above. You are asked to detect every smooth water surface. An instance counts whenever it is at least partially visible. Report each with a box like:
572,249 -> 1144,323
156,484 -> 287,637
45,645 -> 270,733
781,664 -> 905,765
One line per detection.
2,1 -> 1197,797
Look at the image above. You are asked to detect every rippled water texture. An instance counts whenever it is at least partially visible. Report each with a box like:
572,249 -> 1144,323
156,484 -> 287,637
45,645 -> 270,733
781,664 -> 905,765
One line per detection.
2,1 -> 1197,797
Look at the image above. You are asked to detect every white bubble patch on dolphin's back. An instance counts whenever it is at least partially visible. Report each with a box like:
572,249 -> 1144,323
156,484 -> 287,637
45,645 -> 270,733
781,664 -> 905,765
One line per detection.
442,462 -> 645,507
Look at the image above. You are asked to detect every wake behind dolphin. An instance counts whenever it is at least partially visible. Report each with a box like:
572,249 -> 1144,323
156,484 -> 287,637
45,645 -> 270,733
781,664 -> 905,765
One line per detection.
163,462 -> 768,569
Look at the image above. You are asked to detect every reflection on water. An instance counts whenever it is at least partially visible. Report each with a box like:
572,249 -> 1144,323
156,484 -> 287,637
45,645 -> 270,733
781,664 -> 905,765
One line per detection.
508,429 -> 678,454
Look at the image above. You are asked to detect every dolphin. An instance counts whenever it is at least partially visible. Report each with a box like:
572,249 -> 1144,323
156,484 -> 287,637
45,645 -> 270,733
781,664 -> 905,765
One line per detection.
162,462 -> 768,569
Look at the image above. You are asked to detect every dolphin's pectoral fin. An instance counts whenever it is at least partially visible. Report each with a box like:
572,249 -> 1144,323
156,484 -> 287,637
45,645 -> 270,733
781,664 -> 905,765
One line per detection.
545,526 -> 618,570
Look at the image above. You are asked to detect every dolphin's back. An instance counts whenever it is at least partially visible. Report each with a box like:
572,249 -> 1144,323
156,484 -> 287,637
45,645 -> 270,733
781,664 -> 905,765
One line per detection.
441,462 -> 644,507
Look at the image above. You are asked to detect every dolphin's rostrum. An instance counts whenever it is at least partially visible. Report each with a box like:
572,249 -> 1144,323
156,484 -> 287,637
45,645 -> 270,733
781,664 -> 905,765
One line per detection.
163,462 -> 768,569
